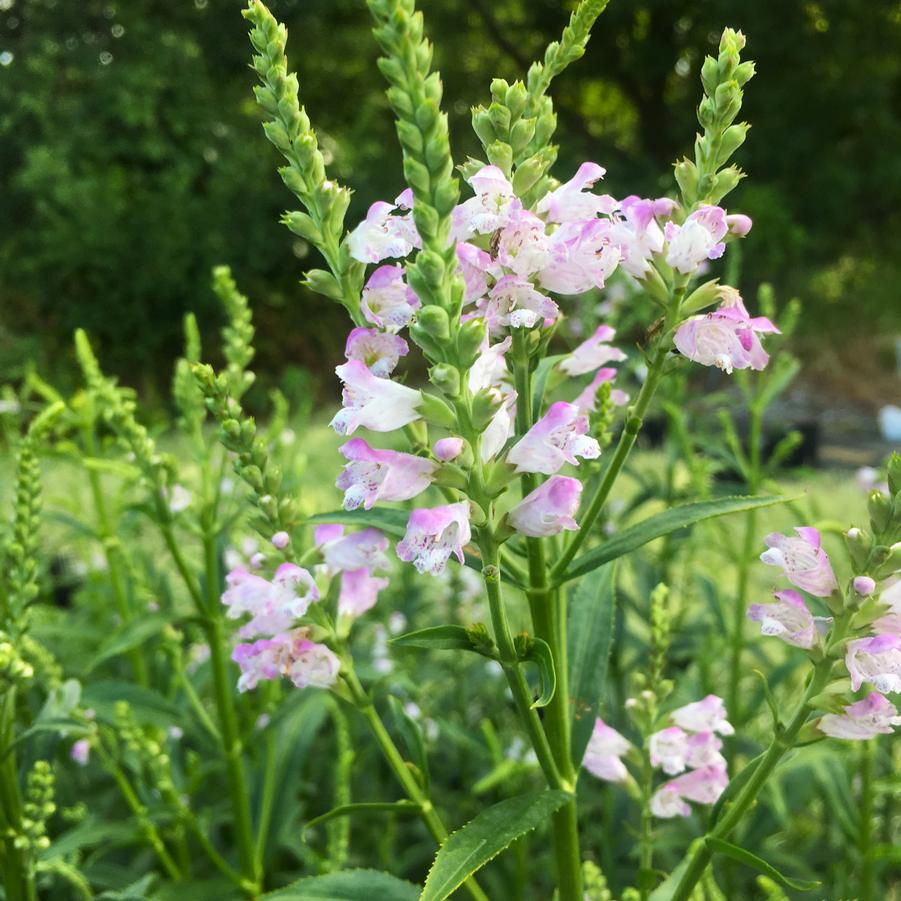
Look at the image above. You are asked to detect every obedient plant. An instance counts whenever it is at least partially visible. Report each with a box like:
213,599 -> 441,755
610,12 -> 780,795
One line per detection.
1,2 -> 898,899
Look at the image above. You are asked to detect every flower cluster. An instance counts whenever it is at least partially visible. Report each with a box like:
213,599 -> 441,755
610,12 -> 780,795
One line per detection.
582,696 -> 732,819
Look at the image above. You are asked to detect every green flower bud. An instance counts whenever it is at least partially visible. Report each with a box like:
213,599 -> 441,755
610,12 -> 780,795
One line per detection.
416,305 -> 451,341
487,141 -> 513,174
868,489 -> 892,535
429,364 -> 461,398
681,279 -> 722,315
419,392 -> 457,429
456,317 -> 487,367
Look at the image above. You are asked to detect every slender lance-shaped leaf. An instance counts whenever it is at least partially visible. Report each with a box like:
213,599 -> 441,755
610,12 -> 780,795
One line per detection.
262,868 -> 420,900
559,495 -> 795,585
567,561 -> 617,766
706,838 -> 820,891
391,625 -> 492,654
420,790 -> 570,901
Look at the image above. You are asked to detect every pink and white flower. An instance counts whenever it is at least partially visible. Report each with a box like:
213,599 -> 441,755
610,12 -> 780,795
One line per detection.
685,732 -> 727,770
70,739 -> 91,766
348,199 -> 419,263
360,265 -> 422,332
338,568 -> 389,618
664,205 -> 729,274
608,195 -> 675,278
396,502 -> 471,576
330,360 -> 421,435
559,325 -> 627,376
480,275 -> 558,332
507,476 -> 582,538
747,589 -> 823,649
846,634 -> 901,693
497,207 -> 552,276
222,564 -> 320,639
539,220 -> 621,295
480,387 -> 517,463
760,527 -> 838,597
537,162 -> 617,223
457,242 -> 500,304
582,718 -> 632,783
315,525 -> 390,573
674,290 -> 779,375
337,438 -> 436,510
469,336 -> 512,393
666,765 -> 728,805
452,165 -> 517,239
649,783 -> 692,819
344,327 -> 409,377
818,692 -> 901,740
650,727 -> 689,775
670,695 -> 734,736
507,402 -> 601,475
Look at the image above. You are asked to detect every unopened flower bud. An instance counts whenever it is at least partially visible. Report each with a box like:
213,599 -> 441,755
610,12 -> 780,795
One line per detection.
271,531 -> 290,549
434,437 -> 464,461
853,576 -> 876,597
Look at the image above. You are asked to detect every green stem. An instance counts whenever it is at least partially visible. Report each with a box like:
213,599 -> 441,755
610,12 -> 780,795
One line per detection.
859,739 -> 876,901
0,689 -> 31,901
669,659 -> 834,901
638,747 -> 655,899
343,671 -> 490,901
549,286 -> 685,584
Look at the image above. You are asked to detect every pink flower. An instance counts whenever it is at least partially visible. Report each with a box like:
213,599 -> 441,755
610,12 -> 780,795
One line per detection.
573,368 -> 629,413
434,437 -> 464,461
468,336 -> 512,393
670,695 -> 733,736
664,205 -> 729,274
497,207 -> 552,276
818,692 -> 901,740
507,476 -> 582,538
338,568 -> 389,618
348,200 -> 419,263
685,732 -> 727,770
747,589 -> 822,649
608,195 -> 675,278
846,634 -> 901,693
726,213 -> 753,237
222,564 -> 319,639
480,275 -> 558,333
337,438 -> 436,510
559,325 -> 627,376
760,527 -> 838,597
287,638 -> 341,689
456,241 -> 500,304
649,784 -> 692,819
582,717 -> 632,783
650,727 -> 689,775
70,739 -> 91,766
360,265 -> 421,333
233,629 -> 340,692
480,387 -> 517,463
507,402 -> 601,475
667,765 -> 728,805
674,290 -> 779,375
330,360 -> 421,435
344,327 -> 409,377
538,220 -> 621,295
537,162 -> 617,223
396,502 -> 471,576
853,576 -> 877,597
314,525 -> 390,573
452,165 -> 517,239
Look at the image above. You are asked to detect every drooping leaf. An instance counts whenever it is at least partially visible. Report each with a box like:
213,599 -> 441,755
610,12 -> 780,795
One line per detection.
560,495 -> 794,584
420,790 -> 570,901
706,837 -> 820,891
262,869 -> 420,900
303,801 -> 421,834
521,636 -> 556,708
567,561 -> 617,766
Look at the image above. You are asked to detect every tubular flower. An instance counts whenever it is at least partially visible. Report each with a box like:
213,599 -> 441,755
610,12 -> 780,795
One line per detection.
507,401 -> 601,475
222,564 -> 319,639
537,162 -> 617,223
670,695 -> 734,736
539,220 -> 621,295
338,568 -> 389,618
452,165 -> 517,239
233,628 -> 340,692
348,198 -> 419,263
747,589 -> 826,649
559,325 -> 627,376
582,718 -> 632,783
846,634 -> 901,693
337,438 -> 436,510
608,195 -> 676,278
314,524 -> 390,573
649,727 -> 689,775
497,207 -> 552,277
360,265 -> 421,332
664,205 -> 729,274
457,241 -> 500,305
480,275 -> 559,333
760,527 -> 838,597
330,360 -> 421,435
344,327 -> 409,377
396,502 -> 472,576
818,692 -> 901,740
649,784 -> 691,819
674,289 -> 779,374
507,476 -> 582,538
480,387 -> 517,463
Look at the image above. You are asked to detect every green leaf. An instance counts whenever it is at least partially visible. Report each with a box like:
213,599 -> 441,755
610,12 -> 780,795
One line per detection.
262,869 -> 420,900
303,801 -> 421,835
647,853 -> 692,901
567,561 -> 617,766
521,636 -> 556,708
391,625 -> 478,652
421,790 -> 570,901
85,613 -> 174,673
709,751 -> 764,826
531,353 -> 566,421
706,837 -> 820,891
560,495 -> 794,584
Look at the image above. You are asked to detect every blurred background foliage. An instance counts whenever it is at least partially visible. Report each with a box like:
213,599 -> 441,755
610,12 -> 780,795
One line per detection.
1,0 -> 900,403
